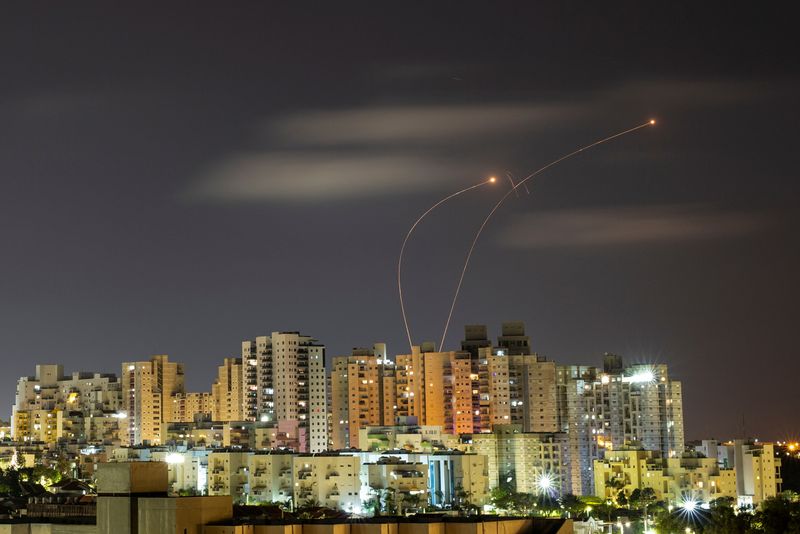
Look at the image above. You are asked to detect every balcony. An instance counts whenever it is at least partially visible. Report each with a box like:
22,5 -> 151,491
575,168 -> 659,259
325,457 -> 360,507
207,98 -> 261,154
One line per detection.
391,470 -> 424,478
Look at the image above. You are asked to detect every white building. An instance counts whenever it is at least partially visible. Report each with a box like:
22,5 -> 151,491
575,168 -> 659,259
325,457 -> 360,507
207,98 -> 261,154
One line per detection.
242,331 -> 327,452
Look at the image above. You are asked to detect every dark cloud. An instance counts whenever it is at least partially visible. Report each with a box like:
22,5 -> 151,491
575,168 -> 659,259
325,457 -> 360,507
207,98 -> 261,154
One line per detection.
189,152 -> 472,202
188,79 -> 765,204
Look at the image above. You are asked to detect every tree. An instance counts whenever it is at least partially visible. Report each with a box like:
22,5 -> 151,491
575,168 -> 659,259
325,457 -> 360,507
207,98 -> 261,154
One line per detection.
559,493 -> 584,518
454,483 -> 474,514
363,496 -> 380,517
489,487 -> 513,512
656,510 -> 690,533
703,505 -> 750,534
750,496 -> 800,534
709,495 -> 736,509
402,492 -> 424,514
382,487 -> 398,515
594,501 -> 616,523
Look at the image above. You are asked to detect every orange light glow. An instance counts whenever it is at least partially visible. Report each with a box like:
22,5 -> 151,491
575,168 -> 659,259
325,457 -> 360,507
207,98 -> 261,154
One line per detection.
650,119 -> 656,125
489,176 -> 496,183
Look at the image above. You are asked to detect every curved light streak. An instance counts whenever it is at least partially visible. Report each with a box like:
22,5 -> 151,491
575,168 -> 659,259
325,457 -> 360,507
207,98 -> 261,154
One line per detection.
398,177 -> 495,351
439,120 -> 656,350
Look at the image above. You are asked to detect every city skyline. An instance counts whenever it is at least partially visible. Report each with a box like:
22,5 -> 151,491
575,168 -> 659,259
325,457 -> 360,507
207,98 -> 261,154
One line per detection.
2,3 -> 798,445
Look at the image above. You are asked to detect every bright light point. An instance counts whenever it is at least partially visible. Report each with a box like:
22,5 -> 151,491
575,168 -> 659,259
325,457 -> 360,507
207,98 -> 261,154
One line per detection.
682,500 -> 697,511
626,369 -> 656,384
489,176 -> 496,183
650,119 -> 656,125
534,471 -> 557,496
165,452 -> 185,465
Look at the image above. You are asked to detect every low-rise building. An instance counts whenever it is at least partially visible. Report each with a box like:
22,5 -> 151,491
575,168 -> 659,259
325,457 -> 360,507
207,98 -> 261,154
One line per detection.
358,424 -> 445,452
207,450 -> 250,502
351,450 -> 489,509
468,426 -> 570,497
593,448 -> 738,504
247,451 -> 294,505
293,453 -> 361,513
695,439 -> 782,507
364,456 -> 428,512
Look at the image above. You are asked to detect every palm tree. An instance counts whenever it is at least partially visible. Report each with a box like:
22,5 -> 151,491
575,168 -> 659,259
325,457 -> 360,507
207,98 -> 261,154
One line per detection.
402,492 -> 423,514
454,483 -> 474,514
559,493 -> 584,518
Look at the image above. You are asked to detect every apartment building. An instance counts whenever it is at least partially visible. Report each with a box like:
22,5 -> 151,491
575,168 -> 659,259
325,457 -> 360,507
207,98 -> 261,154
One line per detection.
330,344 -> 390,450
211,357 -> 244,422
469,426 -> 570,497
242,332 -> 327,452
121,355 -> 187,445
593,448 -> 738,504
11,364 -> 123,443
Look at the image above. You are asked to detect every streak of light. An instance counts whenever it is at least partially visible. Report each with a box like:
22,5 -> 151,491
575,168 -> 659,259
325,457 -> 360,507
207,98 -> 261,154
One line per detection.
398,177 -> 495,351
438,120 -> 656,351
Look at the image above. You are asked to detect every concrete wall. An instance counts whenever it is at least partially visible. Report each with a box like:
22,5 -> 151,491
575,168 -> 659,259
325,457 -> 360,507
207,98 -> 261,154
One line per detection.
0,525 -> 31,534
0,526 -> 96,534
96,462 -> 168,494
138,496 -> 233,534
97,496 -> 133,534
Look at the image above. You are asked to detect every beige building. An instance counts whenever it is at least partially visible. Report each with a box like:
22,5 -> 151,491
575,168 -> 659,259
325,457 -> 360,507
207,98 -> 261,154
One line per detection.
207,450 -> 251,502
477,348 -> 559,433
358,424 -> 444,452
585,360 -> 685,458
12,409 -> 63,443
352,451 -> 490,509
696,439 -> 782,507
294,453 -> 361,512
211,357 -> 244,422
738,442 -> 781,505
394,345 -> 427,423
593,449 -> 738,505
463,323 -> 558,433
241,331 -> 328,452
469,426 -> 569,497
394,346 -> 485,435
365,457 -> 428,511
248,452 -> 294,505
121,355 -> 186,445
423,351 -> 479,435
330,344 -> 390,450
169,392 -> 213,423
11,364 -> 124,443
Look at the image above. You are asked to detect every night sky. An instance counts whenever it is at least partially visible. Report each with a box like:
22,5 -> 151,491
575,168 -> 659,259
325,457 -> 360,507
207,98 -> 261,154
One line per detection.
1,3 -> 797,440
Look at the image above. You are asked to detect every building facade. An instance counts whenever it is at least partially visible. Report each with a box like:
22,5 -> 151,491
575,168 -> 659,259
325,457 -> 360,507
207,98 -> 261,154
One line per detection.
242,332 -> 328,452
330,344 -> 390,450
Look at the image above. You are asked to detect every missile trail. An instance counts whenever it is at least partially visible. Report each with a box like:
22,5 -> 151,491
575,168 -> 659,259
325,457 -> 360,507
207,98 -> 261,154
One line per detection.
438,120 -> 656,351
399,176 -> 495,351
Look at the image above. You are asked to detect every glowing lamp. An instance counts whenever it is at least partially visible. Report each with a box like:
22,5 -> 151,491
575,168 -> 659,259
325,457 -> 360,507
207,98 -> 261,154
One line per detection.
165,452 -> 185,465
